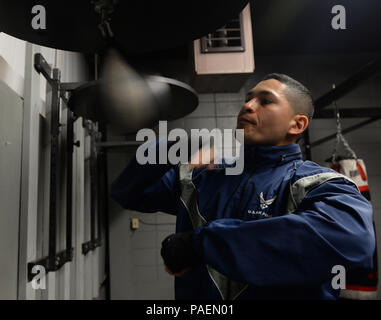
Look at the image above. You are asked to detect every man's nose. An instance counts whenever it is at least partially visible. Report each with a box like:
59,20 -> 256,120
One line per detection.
242,98 -> 258,113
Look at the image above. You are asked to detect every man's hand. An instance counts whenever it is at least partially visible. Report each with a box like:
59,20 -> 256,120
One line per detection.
164,266 -> 189,277
189,144 -> 216,170
160,231 -> 201,276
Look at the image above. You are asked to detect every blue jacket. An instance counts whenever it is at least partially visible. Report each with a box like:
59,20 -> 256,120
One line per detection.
110,141 -> 375,300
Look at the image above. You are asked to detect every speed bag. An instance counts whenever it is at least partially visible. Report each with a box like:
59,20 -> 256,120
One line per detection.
331,159 -> 378,299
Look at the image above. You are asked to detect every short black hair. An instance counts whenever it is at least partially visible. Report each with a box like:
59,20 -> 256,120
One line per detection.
262,73 -> 314,121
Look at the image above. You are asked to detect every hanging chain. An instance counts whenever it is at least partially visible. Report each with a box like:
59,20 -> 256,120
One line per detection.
92,0 -> 119,38
331,84 -> 357,163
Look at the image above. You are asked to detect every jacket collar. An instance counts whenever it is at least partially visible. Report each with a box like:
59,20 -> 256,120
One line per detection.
243,143 -> 302,167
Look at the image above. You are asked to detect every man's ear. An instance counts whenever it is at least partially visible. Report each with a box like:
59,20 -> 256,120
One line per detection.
288,114 -> 309,136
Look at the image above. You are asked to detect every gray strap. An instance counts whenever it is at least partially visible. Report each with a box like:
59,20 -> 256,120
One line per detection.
206,266 -> 248,300
179,164 -> 207,228
286,170 -> 370,300
287,172 -> 357,213
179,163 -> 248,300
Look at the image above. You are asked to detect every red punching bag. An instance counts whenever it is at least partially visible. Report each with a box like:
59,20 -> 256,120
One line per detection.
327,101 -> 378,299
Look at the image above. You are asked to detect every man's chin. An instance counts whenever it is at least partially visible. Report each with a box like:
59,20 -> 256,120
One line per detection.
243,135 -> 260,146
235,126 -> 268,146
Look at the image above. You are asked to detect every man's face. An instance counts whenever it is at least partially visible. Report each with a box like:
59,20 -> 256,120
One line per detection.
236,79 -> 295,146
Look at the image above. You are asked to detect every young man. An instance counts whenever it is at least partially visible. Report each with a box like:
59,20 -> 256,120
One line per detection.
110,74 -> 375,300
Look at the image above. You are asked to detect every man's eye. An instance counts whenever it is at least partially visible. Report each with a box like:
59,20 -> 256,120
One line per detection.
261,99 -> 272,105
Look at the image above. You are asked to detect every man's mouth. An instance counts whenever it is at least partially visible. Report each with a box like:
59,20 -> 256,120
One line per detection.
238,117 -> 257,125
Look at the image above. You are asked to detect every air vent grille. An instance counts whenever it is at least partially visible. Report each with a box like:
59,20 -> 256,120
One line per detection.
200,13 -> 245,53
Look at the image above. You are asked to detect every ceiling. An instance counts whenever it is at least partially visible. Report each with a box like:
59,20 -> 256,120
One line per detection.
127,0 -> 381,60
251,0 -> 381,56
86,0 -> 381,80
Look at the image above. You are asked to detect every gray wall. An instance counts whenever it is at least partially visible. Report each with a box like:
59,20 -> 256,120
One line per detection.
108,53 -> 381,299
108,150 -> 177,299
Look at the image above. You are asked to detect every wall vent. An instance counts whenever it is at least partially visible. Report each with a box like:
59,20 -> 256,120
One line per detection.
200,13 -> 245,53
190,3 -> 254,93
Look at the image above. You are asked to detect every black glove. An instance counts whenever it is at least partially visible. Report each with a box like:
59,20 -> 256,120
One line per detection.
160,231 -> 201,273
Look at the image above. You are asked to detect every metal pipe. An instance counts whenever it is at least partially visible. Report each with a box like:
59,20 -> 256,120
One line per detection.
98,121 -> 111,300
310,116 -> 381,148
314,107 -> 381,119
66,110 -> 74,258
314,59 -> 381,111
48,68 -> 61,269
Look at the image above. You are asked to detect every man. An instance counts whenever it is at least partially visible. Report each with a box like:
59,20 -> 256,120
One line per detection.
110,73 -> 375,300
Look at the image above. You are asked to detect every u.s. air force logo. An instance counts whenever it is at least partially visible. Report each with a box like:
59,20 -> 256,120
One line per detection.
248,192 -> 277,218
259,192 -> 277,209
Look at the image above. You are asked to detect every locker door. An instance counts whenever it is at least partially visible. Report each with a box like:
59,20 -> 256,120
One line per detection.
0,79 -> 23,299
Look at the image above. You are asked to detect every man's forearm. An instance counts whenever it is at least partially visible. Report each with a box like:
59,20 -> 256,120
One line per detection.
110,139 -> 179,213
